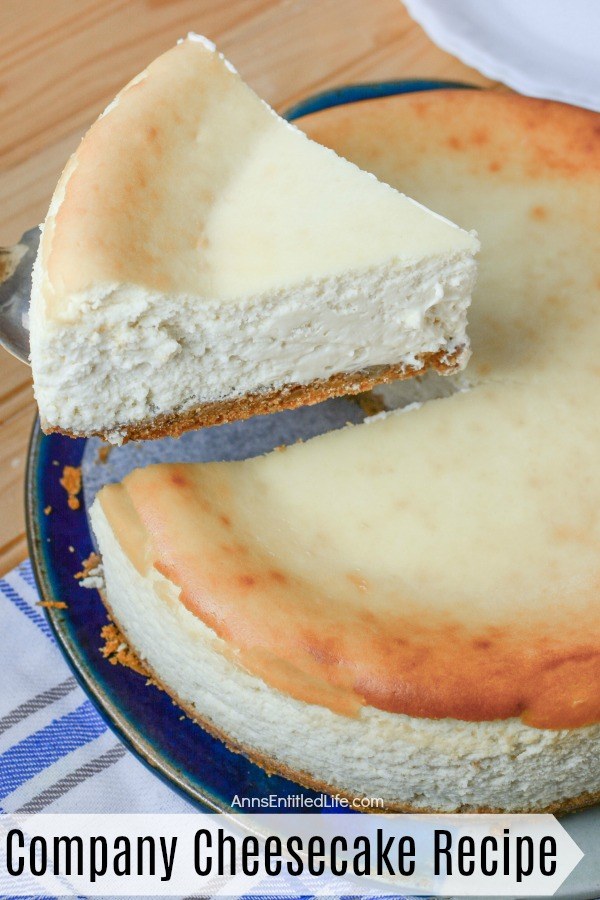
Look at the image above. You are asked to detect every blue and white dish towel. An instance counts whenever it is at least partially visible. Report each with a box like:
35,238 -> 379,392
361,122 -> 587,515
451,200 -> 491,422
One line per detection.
0,559 -> 196,817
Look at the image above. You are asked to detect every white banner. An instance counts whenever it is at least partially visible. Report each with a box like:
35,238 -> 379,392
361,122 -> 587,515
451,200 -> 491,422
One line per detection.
0,812 -> 583,896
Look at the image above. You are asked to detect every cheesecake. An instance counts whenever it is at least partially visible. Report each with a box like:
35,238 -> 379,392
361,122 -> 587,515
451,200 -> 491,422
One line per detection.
90,89 -> 600,813
29,35 -> 478,444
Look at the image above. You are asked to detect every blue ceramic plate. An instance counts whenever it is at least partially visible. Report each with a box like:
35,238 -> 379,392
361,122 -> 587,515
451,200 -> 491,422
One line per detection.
25,81 -> 600,899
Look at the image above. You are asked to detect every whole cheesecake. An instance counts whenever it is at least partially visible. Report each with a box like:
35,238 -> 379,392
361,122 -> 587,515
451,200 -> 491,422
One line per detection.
91,89 -> 600,813
29,36 -> 477,444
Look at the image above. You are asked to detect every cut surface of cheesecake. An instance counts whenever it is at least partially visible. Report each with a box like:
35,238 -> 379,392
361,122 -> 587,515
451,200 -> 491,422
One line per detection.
30,35 -> 477,444
90,89 -> 600,814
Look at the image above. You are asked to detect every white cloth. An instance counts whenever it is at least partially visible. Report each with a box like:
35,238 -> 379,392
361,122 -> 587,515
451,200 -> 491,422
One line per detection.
0,560 -> 194,817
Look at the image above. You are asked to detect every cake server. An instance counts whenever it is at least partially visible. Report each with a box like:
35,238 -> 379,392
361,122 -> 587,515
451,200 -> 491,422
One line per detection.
0,226 -> 39,364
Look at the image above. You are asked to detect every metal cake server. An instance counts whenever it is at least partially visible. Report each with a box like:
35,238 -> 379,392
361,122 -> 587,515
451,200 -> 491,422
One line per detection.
0,226 -> 39,364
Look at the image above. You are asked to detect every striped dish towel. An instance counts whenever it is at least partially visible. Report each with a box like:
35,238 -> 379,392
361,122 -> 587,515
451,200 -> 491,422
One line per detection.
0,559 -> 195,818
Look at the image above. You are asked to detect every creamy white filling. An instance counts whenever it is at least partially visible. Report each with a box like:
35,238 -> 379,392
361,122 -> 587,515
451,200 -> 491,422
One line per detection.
91,499 -> 600,812
31,253 -> 475,441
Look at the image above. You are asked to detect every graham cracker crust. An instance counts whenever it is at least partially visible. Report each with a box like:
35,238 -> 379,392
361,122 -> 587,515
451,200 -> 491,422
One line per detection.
47,348 -> 464,443
98,597 -> 599,816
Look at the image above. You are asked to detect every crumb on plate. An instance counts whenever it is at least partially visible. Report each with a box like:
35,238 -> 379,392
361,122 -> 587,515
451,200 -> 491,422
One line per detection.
59,465 -> 82,510
100,622 -> 154,679
74,551 -> 101,580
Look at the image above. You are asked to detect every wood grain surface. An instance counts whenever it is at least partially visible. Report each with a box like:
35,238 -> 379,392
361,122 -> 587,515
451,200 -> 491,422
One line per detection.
0,0 -> 497,576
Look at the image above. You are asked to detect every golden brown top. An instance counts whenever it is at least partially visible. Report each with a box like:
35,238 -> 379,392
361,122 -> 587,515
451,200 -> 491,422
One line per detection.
36,37 -> 474,324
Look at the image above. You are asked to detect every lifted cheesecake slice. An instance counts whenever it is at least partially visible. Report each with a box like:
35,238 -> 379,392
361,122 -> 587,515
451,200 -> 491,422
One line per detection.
30,35 -> 477,443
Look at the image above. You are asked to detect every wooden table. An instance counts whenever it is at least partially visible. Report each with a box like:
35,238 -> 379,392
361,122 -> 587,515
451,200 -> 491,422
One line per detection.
0,0 -> 498,576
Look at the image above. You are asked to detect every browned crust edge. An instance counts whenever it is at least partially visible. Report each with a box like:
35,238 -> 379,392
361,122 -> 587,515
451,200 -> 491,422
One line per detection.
98,595 -> 599,816
45,349 -> 464,443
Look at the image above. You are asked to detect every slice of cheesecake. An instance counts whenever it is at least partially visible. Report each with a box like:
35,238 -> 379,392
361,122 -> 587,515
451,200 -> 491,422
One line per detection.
30,35 -> 478,444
